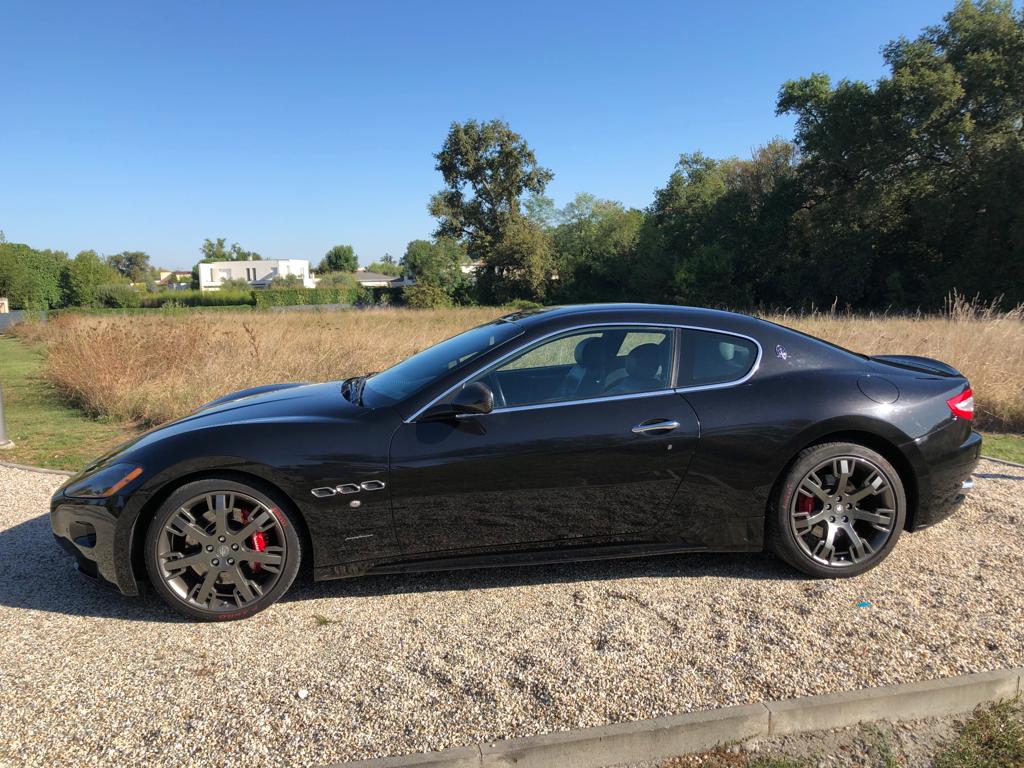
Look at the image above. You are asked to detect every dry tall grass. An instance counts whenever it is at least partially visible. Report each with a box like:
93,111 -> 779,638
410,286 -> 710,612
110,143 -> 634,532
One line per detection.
12,298 -> 1024,430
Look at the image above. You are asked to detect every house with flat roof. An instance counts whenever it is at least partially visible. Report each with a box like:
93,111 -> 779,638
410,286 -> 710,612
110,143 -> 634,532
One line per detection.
352,269 -> 411,289
198,259 -> 316,291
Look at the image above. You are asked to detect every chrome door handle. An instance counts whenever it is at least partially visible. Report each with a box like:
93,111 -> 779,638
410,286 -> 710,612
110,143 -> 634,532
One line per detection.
631,419 -> 680,434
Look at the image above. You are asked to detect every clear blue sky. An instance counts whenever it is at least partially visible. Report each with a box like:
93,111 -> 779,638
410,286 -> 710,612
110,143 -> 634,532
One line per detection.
2,0 -> 958,270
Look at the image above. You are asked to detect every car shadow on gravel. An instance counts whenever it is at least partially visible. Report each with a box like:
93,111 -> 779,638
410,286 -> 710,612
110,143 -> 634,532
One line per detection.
0,513 -> 185,622
280,550 -> 801,607
1,511 -> 801,621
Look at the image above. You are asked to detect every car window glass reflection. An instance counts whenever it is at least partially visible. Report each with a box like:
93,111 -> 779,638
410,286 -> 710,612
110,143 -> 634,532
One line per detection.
479,328 -> 673,409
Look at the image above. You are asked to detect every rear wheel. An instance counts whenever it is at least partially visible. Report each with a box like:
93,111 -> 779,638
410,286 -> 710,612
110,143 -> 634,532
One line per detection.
770,442 -> 906,578
144,478 -> 301,620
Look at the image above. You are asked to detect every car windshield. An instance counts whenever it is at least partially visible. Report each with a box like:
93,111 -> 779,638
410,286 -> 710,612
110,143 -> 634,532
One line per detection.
361,320 -> 523,407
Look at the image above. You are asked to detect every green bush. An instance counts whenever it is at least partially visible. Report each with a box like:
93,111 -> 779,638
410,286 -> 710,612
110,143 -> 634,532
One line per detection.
138,289 -> 255,308
252,286 -> 356,308
95,283 -> 141,308
404,282 -> 452,309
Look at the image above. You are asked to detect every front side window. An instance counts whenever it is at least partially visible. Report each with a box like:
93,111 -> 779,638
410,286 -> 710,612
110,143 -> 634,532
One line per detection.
473,327 -> 674,409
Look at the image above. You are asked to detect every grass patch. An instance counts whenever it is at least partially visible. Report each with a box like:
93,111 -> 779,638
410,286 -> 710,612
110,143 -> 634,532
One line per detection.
935,698 -> 1024,768
0,335 -> 137,471
980,433 -> 1024,464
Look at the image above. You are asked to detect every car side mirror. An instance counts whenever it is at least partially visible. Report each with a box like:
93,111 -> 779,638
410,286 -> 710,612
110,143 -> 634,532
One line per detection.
417,381 -> 494,422
451,381 -> 494,417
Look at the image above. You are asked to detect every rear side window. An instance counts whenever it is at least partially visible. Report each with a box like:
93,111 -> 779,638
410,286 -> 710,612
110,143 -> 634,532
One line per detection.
679,329 -> 757,387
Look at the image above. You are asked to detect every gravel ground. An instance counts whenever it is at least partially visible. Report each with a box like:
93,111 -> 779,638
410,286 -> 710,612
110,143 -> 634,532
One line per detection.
0,459 -> 1021,768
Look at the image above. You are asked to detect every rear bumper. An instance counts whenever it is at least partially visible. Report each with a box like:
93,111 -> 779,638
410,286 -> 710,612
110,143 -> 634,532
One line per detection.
910,430 -> 982,530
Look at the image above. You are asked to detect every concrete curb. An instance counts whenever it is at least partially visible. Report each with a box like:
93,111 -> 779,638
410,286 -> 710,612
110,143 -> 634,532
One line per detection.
980,455 -> 1024,469
328,668 -> 1023,768
0,459 -> 74,476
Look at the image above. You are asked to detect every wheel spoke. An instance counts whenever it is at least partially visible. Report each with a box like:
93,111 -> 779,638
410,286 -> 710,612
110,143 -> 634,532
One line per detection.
848,473 -> 887,503
850,507 -> 894,529
166,509 -> 209,542
846,525 -> 867,562
833,458 -> 855,496
813,525 -> 837,564
161,550 -> 207,574
236,509 -> 273,540
793,509 -> 829,533
799,472 -> 831,503
193,569 -> 220,606
209,494 -> 234,537
239,547 -> 283,568
230,568 -> 259,604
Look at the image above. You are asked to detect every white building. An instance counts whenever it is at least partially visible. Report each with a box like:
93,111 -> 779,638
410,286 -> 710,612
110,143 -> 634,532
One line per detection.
198,259 -> 316,291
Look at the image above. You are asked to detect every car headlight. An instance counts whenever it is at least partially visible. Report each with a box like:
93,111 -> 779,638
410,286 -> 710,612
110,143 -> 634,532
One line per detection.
64,463 -> 144,499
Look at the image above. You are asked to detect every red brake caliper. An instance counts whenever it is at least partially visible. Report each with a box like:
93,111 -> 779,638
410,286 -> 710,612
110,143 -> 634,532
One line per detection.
797,494 -> 814,515
239,508 -> 268,572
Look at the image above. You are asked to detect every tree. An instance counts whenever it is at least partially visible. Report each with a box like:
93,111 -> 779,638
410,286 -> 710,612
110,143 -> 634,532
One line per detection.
429,119 -> 553,265
476,218 -> 551,304
364,259 -> 403,277
549,194 -> 644,303
318,244 -> 358,273
61,250 -> 124,307
0,243 -> 67,309
107,251 -> 152,283
200,238 -> 262,262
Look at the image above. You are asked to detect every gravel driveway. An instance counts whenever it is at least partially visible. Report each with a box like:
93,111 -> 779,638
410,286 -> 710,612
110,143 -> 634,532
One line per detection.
1,460 -> 1021,767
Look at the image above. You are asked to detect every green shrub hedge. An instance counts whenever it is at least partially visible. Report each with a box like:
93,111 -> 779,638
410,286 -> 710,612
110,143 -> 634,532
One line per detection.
95,283 -> 142,308
138,289 -> 255,308
253,286 -> 357,308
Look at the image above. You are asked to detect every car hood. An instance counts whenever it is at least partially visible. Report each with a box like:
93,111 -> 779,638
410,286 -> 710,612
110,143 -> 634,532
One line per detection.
88,381 -> 368,467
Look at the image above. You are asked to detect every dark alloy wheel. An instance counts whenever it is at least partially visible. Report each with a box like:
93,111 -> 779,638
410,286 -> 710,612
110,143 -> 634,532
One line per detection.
144,479 -> 302,620
770,442 -> 907,578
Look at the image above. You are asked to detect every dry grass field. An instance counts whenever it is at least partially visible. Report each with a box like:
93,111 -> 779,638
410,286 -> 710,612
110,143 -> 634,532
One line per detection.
11,298 -> 1024,431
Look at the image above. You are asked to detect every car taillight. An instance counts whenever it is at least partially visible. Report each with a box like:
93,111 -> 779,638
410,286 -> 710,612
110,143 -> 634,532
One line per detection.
947,387 -> 974,420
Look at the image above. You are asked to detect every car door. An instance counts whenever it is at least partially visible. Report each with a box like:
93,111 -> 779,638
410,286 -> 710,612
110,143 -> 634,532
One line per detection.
388,326 -> 700,555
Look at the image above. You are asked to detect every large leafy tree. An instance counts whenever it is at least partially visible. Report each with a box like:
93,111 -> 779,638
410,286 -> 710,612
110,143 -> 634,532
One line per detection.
318,244 -> 358,273
61,250 -> 124,307
429,119 -> 553,301
549,194 -> 644,303
0,242 -> 67,309
107,251 -> 152,283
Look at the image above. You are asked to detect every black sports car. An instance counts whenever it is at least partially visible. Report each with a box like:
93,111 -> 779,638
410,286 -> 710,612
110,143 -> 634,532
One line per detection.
51,304 -> 981,620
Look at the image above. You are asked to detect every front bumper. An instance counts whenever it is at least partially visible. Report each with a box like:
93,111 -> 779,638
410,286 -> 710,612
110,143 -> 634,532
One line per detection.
50,496 -> 140,595
910,429 -> 982,530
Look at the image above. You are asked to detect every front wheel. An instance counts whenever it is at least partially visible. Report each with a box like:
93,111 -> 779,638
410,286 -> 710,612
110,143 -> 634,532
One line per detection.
144,478 -> 302,620
769,442 -> 906,578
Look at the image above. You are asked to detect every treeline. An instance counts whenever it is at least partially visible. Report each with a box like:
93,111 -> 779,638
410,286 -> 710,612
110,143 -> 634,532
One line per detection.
413,1 -> 1023,310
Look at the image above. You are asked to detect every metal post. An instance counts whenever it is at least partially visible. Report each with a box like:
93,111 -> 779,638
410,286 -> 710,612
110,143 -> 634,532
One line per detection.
0,385 -> 14,449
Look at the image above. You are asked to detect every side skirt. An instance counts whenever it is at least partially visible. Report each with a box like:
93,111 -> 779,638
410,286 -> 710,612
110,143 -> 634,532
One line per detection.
312,540 -> 760,582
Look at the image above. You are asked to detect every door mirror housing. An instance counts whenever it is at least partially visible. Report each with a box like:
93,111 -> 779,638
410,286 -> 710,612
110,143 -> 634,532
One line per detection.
451,381 -> 494,417
417,381 -> 494,422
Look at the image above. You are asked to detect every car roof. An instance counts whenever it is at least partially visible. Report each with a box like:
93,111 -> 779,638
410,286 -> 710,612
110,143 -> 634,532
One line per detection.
501,303 -> 769,337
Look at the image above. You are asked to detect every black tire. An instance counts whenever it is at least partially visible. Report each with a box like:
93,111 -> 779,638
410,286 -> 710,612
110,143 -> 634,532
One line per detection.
769,442 -> 906,578
144,478 -> 302,621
